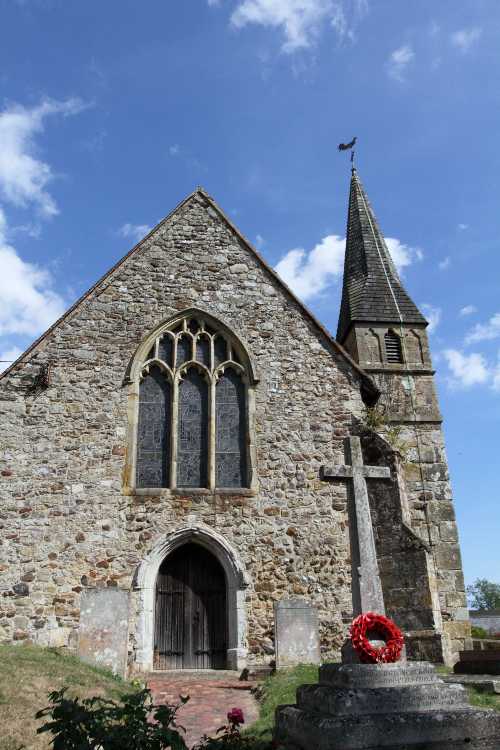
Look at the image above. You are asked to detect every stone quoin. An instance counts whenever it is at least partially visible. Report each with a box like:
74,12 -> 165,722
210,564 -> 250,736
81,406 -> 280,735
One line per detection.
0,172 -> 469,674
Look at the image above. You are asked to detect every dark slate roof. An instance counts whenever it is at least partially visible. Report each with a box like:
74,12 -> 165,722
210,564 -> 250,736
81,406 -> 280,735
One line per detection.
337,169 -> 427,343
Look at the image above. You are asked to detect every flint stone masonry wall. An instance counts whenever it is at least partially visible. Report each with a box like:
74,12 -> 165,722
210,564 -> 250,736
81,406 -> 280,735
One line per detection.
0,192 -> 365,667
0,190 -> 466,668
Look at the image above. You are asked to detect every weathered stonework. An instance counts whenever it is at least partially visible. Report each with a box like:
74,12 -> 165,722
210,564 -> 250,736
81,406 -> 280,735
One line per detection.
0,185 -> 467,672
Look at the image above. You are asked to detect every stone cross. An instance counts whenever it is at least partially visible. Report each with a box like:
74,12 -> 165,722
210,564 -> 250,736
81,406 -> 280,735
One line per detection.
321,436 -> 391,617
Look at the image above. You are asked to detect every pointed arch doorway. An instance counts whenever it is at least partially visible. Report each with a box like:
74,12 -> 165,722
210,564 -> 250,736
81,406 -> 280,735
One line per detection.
154,543 -> 228,670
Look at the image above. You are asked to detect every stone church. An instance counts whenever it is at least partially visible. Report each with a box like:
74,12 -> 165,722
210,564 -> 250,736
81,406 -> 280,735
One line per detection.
0,169 -> 470,674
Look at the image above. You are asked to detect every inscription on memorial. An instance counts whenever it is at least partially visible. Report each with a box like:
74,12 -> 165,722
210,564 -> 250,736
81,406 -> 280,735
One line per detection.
320,663 -> 439,689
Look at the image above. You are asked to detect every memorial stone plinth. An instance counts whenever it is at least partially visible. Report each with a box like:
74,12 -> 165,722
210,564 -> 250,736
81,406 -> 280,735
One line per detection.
274,662 -> 500,749
275,433 -> 500,748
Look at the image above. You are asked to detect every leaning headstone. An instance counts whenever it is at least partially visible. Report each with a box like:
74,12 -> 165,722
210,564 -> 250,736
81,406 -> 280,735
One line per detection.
274,599 -> 320,668
78,588 -> 130,676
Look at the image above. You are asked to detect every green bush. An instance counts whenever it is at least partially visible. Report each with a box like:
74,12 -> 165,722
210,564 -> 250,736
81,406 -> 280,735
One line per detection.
36,688 -> 188,750
471,626 -> 489,639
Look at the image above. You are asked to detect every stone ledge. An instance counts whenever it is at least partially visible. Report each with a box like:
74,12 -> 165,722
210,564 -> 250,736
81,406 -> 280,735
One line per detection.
296,682 -> 468,716
319,662 -> 439,689
274,704 -> 500,750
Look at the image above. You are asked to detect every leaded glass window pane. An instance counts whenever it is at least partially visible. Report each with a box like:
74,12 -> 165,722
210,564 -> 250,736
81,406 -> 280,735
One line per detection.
215,369 -> 247,488
196,335 -> 211,368
188,319 -> 200,335
177,369 -> 209,488
158,335 -> 173,366
136,366 -> 171,488
176,334 -> 192,367
214,336 -> 227,367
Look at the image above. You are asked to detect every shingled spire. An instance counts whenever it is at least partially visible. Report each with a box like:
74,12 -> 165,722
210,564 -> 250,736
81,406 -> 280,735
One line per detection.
337,168 -> 426,345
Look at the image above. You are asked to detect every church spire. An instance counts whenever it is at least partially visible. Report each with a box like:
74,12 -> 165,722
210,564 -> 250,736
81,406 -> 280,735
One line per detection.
336,168 -> 426,344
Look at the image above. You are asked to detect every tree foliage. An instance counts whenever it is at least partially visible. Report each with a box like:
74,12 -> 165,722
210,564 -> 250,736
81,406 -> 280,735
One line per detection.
467,578 -> 500,610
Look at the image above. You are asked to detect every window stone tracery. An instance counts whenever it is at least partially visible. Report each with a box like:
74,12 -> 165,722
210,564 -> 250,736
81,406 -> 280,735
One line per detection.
135,315 -> 251,490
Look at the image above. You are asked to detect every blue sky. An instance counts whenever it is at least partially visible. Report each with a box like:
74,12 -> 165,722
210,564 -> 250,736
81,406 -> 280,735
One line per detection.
0,0 -> 499,587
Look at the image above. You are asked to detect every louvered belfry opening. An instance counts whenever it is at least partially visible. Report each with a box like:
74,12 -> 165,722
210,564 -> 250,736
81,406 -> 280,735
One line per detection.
154,543 -> 228,670
384,329 -> 404,364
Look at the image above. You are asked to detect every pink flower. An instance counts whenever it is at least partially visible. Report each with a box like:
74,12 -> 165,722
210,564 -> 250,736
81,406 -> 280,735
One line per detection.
227,707 -> 245,725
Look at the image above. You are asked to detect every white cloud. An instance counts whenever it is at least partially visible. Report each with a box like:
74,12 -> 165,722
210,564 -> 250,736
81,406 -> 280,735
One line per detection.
421,303 -> 441,334
493,355 -> 500,392
385,237 -> 423,274
451,27 -> 482,53
255,233 -> 265,249
457,223 -> 468,230
386,44 -> 414,81
438,256 -> 451,271
275,233 -> 344,299
0,345 -> 23,373
0,212 -> 66,338
274,233 -> 422,300
465,312 -> 500,345
228,0 -> 368,53
443,348 -> 490,388
169,144 -> 180,156
0,97 -> 86,217
118,223 -> 152,243
459,304 -> 477,317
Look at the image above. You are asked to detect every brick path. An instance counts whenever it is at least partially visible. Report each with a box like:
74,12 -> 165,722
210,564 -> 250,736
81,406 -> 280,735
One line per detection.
147,672 -> 260,749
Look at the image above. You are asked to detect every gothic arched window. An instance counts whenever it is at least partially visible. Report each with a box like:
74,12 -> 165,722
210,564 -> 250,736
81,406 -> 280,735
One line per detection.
135,315 -> 251,490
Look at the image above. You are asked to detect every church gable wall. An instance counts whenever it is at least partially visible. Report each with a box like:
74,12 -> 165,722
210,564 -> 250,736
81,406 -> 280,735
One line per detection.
0,192 -> 368,663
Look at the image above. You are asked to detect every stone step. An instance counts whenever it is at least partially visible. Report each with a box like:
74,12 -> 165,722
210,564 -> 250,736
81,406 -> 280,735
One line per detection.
274,704 -> 500,750
147,669 -> 241,681
443,673 -> 500,694
319,662 -> 440,689
454,649 -> 500,676
296,682 -> 469,717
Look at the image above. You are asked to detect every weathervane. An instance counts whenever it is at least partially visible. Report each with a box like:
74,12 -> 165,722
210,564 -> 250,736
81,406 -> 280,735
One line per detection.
338,136 -> 357,168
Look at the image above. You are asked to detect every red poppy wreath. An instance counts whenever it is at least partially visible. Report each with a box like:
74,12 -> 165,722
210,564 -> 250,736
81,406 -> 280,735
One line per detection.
350,612 -> 404,664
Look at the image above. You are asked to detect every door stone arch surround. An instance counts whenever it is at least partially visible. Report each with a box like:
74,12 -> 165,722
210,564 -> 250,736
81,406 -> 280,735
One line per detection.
133,523 -> 249,671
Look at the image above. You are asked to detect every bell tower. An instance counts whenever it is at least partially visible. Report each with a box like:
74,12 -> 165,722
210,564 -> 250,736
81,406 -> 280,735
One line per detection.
337,168 -> 470,663
337,168 -> 439,423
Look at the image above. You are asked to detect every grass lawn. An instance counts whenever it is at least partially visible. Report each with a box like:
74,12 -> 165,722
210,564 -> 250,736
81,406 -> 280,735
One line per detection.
244,665 -> 319,745
0,646 -> 498,750
466,686 -> 500,712
0,643 -> 131,750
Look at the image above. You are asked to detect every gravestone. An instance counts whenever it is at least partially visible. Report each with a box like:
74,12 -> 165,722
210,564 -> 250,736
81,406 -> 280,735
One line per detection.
78,588 -> 130,676
274,599 -> 320,668
274,435 -> 500,749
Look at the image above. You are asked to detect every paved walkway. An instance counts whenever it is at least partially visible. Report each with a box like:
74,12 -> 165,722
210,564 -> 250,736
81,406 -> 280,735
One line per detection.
147,672 -> 260,748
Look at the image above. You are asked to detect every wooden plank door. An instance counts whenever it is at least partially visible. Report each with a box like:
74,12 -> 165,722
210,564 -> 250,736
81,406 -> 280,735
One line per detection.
154,543 -> 227,670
